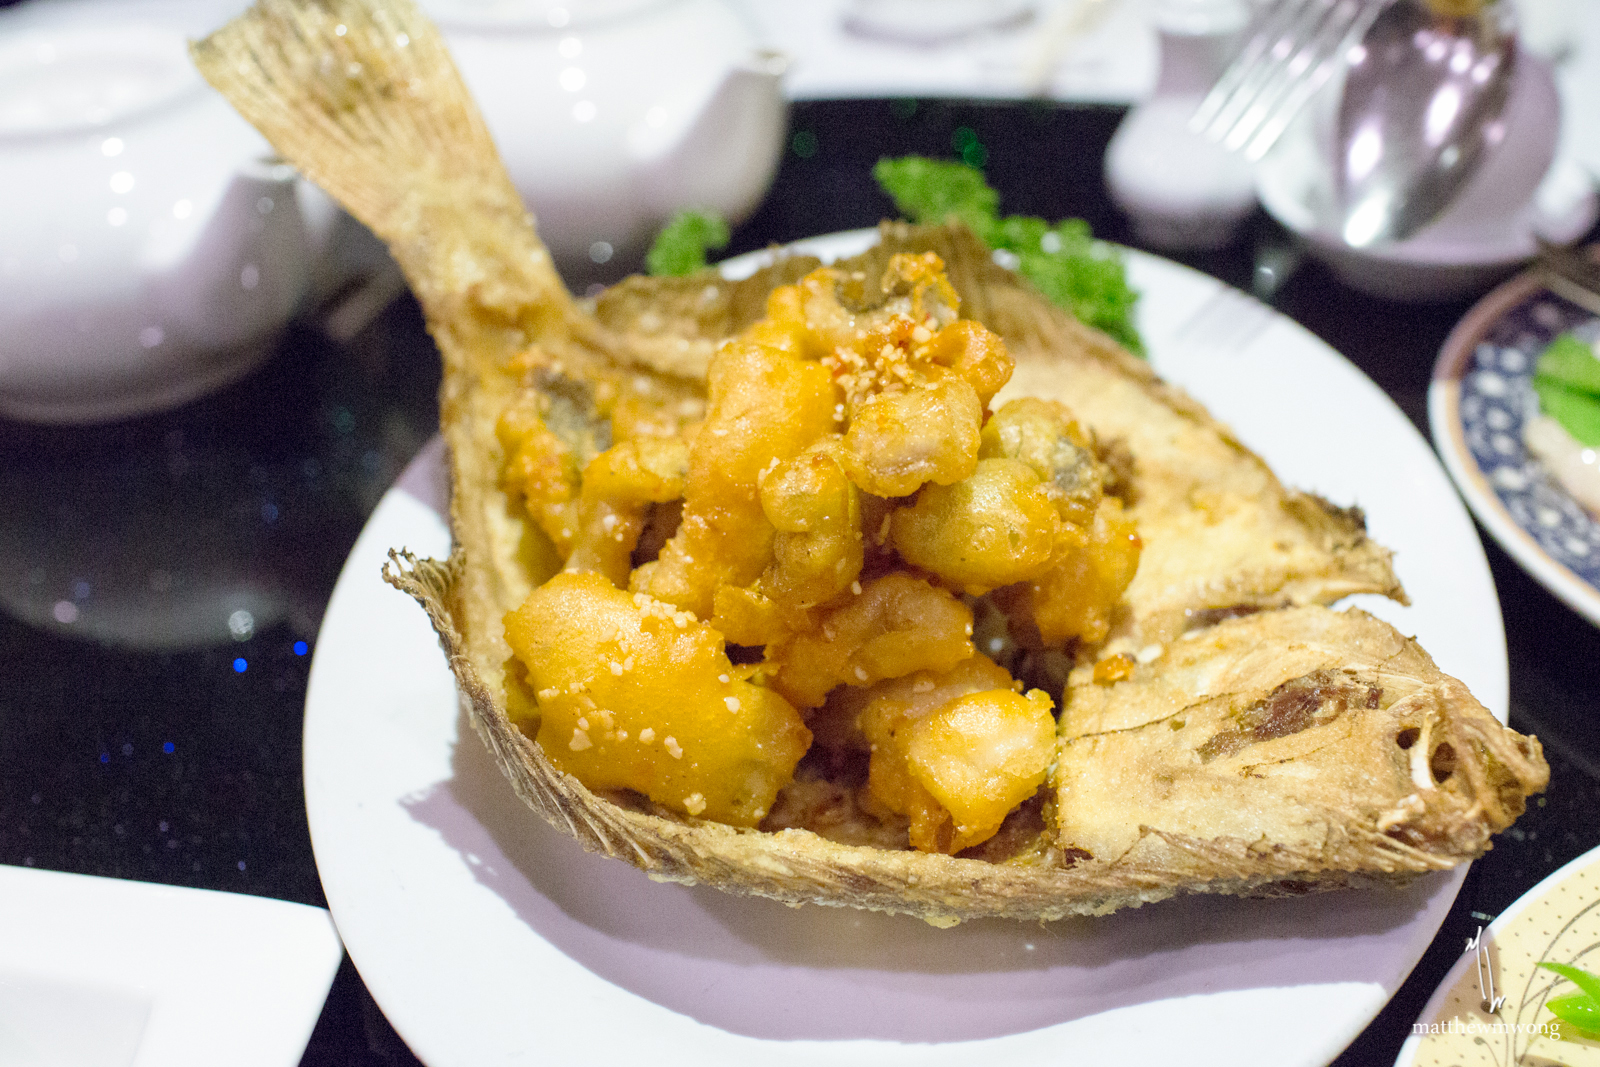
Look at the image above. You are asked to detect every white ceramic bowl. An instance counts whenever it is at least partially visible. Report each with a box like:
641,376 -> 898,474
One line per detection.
0,14 -> 313,424
1256,49 -> 1598,302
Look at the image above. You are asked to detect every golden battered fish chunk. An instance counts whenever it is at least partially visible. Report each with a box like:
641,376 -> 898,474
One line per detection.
856,654 -> 1055,854
890,458 -> 1065,594
506,571 -> 810,825
767,573 -> 976,710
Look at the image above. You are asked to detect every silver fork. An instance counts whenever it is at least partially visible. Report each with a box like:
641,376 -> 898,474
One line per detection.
1189,0 -> 1388,161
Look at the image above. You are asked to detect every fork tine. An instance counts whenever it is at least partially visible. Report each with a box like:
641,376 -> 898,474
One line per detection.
1242,0 -> 1387,158
1194,0 -> 1389,161
1189,0 -> 1317,134
1198,0 -> 1337,142
1217,0 -> 1350,151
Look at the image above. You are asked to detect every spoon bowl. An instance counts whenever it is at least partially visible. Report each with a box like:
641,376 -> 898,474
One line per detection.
1330,0 -> 1516,247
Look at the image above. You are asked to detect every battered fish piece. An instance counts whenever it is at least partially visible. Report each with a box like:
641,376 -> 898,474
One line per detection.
193,0 -> 1546,922
591,224 -> 1407,648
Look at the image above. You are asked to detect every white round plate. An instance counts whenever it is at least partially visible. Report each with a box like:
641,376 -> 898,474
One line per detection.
1393,841 -> 1600,1067
305,236 -> 1507,1066
1430,265 -> 1600,628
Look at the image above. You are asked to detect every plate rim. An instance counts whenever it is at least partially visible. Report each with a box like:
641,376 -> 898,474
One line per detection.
1428,266 -> 1600,629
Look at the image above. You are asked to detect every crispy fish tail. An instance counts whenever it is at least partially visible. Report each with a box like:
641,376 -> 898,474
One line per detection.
194,0 -> 627,706
190,0 -> 578,361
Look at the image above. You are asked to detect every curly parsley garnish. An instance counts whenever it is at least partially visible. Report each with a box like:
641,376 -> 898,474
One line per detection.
873,156 -> 1143,356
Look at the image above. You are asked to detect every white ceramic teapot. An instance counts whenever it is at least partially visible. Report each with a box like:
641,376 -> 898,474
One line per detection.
0,10 -> 317,424
424,0 -> 788,287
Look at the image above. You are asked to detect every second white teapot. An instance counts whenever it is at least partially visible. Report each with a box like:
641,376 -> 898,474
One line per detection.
426,0 -> 788,286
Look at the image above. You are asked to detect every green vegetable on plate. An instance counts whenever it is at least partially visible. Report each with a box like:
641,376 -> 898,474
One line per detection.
1533,333 -> 1600,447
873,156 -> 1143,355
1538,960 -> 1600,1038
1536,333 -> 1600,394
646,209 -> 730,278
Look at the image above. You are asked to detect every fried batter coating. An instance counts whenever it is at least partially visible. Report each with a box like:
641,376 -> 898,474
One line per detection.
821,255 -> 1012,498
840,377 -> 982,497
890,458 -> 1066,594
564,437 -> 689,586
852,655 -> 1054,854
767,573 -> 975,709
980,398 -> 1101,526
506,571 -> 811,825
498,358 -> 700,559
1015,496 -> 1142,646
908,690 -> 1056,851
497,254 -> 1140,853
631,339 -> 836,621
759,445 -> 864,612
907,397 -> 1142,645
498,392 -> 582,555
889,398 -> 1135,607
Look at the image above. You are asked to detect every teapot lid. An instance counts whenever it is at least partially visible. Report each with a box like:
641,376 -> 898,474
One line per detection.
420,0 -> 671,31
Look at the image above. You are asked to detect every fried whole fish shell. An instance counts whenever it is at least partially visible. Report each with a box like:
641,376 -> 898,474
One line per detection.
192,0 -> 1117,921
193,0 -> 1544,922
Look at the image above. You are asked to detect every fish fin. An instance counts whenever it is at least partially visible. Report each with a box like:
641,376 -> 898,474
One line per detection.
191,0 -> 578,356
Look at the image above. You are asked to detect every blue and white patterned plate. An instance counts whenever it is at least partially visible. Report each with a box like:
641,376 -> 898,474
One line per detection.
1430,265 -> 1600,628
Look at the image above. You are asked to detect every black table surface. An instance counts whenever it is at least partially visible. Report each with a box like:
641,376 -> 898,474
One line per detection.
3,99 -> 1597,1065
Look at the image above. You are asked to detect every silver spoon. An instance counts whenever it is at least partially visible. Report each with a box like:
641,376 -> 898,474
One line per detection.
1329,0 -> 1516,247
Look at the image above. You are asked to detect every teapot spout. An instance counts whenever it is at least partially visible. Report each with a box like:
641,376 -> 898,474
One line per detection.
627,50 -> 789,228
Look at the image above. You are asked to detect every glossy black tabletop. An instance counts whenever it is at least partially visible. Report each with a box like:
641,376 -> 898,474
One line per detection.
2,99 -> 1597,1066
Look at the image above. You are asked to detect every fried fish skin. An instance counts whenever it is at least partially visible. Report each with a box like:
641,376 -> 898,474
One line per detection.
1056,606 -> 1548,869
505,571 -> 811,826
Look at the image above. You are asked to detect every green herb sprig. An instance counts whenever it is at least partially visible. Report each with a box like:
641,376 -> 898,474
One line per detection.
1533,333 -> 1600,447
873,156 -> 1143,355
646,209 -> 730,278
641,159 -> 1143,355
1539,960 -> 1600,1038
